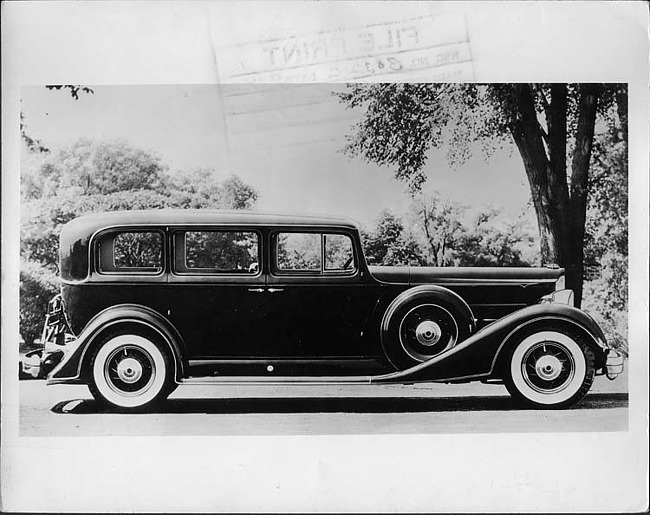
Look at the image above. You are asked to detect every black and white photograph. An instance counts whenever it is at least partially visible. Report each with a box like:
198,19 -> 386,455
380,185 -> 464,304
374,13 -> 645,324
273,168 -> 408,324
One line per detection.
2,1 -> 648,513
17,82 -> 630,435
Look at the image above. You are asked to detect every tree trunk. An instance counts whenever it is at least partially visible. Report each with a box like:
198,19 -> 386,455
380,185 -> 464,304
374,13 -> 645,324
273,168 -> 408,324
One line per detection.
568,84 -> 601,307
507,85 -> 569,268
506,84 -> 601,308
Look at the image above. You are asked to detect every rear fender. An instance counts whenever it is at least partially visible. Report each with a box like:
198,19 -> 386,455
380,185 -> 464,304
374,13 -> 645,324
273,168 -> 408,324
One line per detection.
47,304 -> 186,384
372,303 -> 608,384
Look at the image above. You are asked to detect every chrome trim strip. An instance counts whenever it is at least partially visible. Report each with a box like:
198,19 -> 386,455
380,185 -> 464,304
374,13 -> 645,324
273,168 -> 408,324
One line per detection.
409,278 -> 558,284
188,358 -> 379,366
182,376 -> 373,385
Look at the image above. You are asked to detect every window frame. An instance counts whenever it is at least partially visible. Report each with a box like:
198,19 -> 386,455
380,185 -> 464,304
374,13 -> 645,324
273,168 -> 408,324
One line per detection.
95,228 -> 166,276
271,229 -> 358,277
172,227 -> 263,277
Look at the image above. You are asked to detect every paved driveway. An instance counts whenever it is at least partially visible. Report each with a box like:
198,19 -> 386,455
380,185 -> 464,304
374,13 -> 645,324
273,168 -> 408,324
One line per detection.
19,370 -> 628,436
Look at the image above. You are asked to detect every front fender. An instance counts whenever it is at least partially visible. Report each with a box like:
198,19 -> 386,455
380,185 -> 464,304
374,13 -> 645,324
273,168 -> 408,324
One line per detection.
47,304 -> 186,384
372,303 -> 608,384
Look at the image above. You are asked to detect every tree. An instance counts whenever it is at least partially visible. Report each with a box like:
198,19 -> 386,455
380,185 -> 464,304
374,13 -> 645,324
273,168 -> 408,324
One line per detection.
21,139 -> 166,199
362,210 -> 424,266
21,85 -> 94,153
362,203 -> 535,268
454,207 -> 537,267
165,169 -> 258,210
410,194 -> 465,266
338,83 -> 627,307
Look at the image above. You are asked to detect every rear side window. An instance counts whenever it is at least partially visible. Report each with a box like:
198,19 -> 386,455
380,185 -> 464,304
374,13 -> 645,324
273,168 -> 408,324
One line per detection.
99,231 -> 163,273
178,231 -> 259,274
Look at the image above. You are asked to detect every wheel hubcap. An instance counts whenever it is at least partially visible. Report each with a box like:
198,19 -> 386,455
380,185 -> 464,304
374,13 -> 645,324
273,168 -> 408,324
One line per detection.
116,357 -> 143,384
522,341 -> 575,394
105,345 -> 155,396
534,355 -> 562,381
398,304 -> 459,362
415,321 -> 442,346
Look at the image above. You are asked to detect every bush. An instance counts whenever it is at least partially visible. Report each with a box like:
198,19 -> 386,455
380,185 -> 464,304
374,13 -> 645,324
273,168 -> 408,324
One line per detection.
19,260 -> 59,346
581,278 -> 628,356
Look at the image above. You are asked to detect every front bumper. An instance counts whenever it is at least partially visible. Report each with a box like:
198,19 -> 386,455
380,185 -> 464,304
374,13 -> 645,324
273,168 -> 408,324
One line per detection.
20,344 -> 68,379
604,349 -> 625,380
21,349 -> 44,378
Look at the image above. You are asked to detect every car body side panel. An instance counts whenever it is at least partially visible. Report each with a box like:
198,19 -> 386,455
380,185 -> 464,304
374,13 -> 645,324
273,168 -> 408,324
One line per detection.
62,283 -> 169,336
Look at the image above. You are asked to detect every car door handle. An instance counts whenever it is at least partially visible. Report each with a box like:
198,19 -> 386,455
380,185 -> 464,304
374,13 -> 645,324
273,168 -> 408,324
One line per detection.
267,288 -> 284,293
247,288 -> 265,293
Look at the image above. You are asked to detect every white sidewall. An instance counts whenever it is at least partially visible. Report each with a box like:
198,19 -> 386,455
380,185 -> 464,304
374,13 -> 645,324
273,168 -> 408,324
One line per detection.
510,331 -> 587,405
92,334 -> 167,408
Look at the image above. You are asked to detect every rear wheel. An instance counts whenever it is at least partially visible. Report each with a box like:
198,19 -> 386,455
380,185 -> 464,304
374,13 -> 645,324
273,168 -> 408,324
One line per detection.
88,333 -> 175,410
504,329 -> 596,408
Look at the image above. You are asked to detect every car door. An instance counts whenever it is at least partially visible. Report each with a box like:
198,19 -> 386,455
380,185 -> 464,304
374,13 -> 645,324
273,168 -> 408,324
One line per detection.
265,229 -> 380,359
167,227 -> 272,359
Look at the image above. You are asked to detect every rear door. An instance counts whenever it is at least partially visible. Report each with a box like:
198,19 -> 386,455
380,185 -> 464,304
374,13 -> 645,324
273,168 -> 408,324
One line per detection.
167,227 -> 271,358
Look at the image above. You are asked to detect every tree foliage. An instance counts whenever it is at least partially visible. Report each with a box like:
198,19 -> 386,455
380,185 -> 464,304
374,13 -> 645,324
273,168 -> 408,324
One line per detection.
362,202 -> 537,268
410,195 -> 465,266
338,83 -> 627,307
455,207 -> 538,267
361,210 -> 423,266
581,121 -> 628,353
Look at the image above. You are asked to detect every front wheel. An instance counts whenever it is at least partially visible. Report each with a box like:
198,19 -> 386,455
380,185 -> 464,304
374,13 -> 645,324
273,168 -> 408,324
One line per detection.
504,329 -> 596,409
88,333 -> 174,410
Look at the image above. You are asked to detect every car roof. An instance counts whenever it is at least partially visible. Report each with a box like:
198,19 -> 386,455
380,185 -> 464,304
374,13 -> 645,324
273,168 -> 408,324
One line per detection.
59,210 -> 361,282
63,209 -> 361,235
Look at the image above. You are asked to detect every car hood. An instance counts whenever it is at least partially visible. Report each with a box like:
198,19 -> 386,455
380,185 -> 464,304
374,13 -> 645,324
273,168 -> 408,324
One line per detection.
368,265 -> 563,285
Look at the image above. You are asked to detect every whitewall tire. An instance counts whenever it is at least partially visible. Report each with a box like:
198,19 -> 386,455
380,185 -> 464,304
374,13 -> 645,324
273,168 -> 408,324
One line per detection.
89,334 -> 173,410
505,330 -> 595,408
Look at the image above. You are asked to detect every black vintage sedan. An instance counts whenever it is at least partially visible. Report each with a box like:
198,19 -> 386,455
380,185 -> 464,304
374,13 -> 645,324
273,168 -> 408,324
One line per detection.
32,210 -> 624,410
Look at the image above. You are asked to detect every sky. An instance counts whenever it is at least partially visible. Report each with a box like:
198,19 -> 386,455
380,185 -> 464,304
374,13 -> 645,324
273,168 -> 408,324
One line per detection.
21,84 -> 532,227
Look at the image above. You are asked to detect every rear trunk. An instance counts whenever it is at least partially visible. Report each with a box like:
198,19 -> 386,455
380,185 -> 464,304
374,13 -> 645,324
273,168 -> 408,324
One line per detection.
369,266 -> 563,324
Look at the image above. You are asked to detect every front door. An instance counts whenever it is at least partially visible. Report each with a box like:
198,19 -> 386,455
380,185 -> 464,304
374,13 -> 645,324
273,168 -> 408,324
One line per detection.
264,230 -> 380,359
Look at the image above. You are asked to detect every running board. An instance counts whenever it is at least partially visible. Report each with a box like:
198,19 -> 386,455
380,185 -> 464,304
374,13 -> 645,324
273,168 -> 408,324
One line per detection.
181,375 -> 374,385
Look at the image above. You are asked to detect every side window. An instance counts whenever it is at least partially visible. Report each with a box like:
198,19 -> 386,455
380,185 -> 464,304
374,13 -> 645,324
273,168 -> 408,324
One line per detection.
276,233 -> 321,271
276,232 -> 356,273
179,231 -> 259,274
325,234 -> 355,271
99,231 -> 163,273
